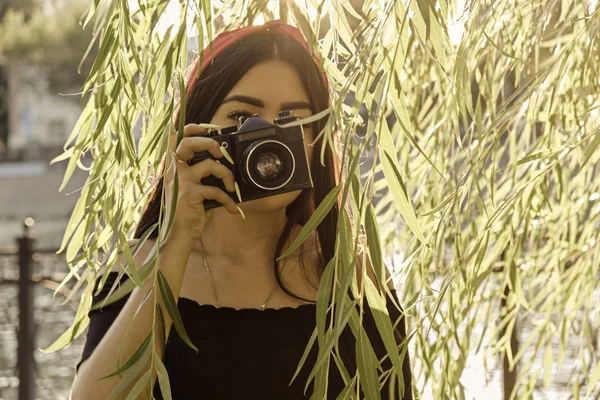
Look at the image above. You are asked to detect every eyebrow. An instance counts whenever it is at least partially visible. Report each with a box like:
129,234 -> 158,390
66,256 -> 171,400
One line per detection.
221,95 -> 312,111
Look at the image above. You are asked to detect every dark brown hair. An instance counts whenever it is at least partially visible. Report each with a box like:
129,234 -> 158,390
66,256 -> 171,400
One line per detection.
134,30 -> 340,303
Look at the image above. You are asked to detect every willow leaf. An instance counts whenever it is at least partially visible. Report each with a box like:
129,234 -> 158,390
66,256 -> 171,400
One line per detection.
380,150 -> 426,245
278,183 -> 342,260
279,107 -> 332,128
289,327 -> 318,389
99,331 -> 152,380
124,369 -> 152,400
39,316 -> 89,354
356,327 -> 380,400
543,343 -> 553,388
365,204 -> 384,291
364,277 -> 407,395
581,129 -> 600,169
119,231 -> 142,286
156,269 -> 198,352
587,359 -> 600,396
92,247 -> 156,311
40,274 -> 93,353
153,353 -> 173,400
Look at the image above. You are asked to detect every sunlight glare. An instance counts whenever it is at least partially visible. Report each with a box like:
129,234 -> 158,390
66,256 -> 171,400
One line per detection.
128,0 -> 196,39
448,0 -> 469,46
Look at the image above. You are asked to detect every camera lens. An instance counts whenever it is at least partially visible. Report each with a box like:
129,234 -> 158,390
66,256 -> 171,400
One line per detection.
243,140 -> 295,191
255,152 -> 283,180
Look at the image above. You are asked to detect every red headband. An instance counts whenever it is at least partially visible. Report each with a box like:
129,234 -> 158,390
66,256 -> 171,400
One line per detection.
185,20 -> 328,100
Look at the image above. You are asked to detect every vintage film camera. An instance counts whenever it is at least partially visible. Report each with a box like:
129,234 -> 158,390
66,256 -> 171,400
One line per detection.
187,111 -> 314,210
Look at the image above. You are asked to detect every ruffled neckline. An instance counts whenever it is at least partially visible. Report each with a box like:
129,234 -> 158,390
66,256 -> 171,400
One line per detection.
178,297 -> 318,313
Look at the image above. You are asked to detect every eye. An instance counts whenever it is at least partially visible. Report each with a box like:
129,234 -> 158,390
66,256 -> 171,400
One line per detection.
227,111 -> 254,124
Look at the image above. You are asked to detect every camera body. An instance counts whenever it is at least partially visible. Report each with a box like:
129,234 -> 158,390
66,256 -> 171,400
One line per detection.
188,111 -> 314,210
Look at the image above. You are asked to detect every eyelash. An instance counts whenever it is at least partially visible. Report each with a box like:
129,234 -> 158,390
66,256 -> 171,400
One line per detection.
227,111 -> 254,123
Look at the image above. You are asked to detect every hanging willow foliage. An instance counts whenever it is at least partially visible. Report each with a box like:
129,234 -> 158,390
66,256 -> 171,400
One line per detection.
42,0 -> 600,398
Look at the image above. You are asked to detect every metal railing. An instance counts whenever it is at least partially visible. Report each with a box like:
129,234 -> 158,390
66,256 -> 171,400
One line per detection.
0,218 -> 63,400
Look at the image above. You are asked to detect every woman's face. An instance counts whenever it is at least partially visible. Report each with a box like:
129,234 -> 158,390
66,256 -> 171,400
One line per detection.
209,60 -> 315,213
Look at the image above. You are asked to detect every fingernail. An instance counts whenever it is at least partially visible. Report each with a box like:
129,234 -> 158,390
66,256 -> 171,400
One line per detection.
236,205 -> 246,219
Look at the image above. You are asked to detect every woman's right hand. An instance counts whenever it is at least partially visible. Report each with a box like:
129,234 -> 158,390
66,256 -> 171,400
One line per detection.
163,123 -> 238,242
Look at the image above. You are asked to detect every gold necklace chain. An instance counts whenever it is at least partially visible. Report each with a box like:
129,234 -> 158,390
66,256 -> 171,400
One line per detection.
199,240 -> 278,311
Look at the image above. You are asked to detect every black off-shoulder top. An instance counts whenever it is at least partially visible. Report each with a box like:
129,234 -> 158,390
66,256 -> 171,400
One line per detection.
76,272 -> 412,399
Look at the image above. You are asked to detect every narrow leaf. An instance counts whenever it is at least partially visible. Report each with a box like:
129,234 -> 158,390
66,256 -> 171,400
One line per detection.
156,270 -> 198,352
278,183 -> 342,260
99,332 -> 152,379
153,353 -> 173,400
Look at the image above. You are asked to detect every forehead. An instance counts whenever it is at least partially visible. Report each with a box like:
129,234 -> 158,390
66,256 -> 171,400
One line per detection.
225,60 -> 310,104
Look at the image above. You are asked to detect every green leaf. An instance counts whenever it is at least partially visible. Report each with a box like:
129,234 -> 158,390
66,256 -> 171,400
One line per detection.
380,150 -> 427,245
364,277 -> 407,395
290,327 -> 318,392
99,332 -> 152,379
124,369 -> 151,400
119,231 -> 142,286
356,327 -> 380,400
587,359 -> 600,396
279,108 -> 332,128
153,353 -> 173,400
39,315 -> 89,353
155,301 -> 167,351
278,183 -> 342,260
84,15 -> 118,94
316,258 -> 335,345
105,344 -> 152,400
543,342 -> 552,388
91,249 -> 156,311
365,204 -> 384,291
156,270 -> 198,352
49,147 -> 74,165
304,260 -> 354,395
332,367 -> 356,399
40,276 -> 94,352
56,195 -> 85,254
82,0 -> 101,29
581,129 -> 600,169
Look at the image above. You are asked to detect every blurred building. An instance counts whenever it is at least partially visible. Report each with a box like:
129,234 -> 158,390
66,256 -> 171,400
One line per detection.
0,60 -> 87,249
1,63 -> 81,163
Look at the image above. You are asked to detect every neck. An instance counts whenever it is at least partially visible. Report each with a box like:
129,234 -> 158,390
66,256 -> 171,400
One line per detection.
195,206 -> 289,273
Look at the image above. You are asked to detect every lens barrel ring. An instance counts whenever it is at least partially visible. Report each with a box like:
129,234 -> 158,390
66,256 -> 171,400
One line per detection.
244,140 -> 296,191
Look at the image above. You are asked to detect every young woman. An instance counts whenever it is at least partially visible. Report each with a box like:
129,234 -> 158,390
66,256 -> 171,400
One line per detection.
70,21 -> 412,399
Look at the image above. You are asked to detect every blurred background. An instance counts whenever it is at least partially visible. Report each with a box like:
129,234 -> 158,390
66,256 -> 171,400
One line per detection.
0,1 -> 93,399
0,0 -> 93,245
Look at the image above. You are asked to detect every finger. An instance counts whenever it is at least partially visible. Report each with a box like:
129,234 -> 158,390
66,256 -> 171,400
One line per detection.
168,123 -> 210,153
176,136 -> 223,163
183,124 -> 210,137
184,158 -> 235,192
196,185 -> 238,214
